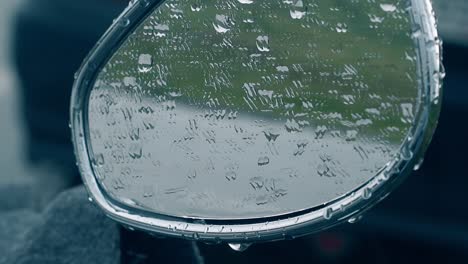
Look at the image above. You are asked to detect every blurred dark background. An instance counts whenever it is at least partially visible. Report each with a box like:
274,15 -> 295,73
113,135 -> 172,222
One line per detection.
0,0 -> 466,263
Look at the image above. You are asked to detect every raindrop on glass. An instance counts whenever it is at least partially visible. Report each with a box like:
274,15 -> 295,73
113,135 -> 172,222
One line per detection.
256,36 -> 270,52
138,54 -> 153,73
213,14 -> 233,33
380,3 -> 397,13
290,0 -> 306,19
228,243 -> 252,252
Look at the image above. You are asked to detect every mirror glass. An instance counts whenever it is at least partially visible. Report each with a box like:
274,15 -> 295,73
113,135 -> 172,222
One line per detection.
86,0 -> 420,219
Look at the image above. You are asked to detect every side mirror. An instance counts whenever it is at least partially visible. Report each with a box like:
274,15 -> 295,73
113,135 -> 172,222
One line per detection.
71,0 -> 443,249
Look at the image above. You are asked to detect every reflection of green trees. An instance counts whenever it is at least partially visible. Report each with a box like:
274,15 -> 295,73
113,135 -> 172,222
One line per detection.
98,0 -> 418,143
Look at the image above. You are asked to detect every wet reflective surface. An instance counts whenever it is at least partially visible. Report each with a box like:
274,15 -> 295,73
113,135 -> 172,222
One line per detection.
87,0 -> 419,219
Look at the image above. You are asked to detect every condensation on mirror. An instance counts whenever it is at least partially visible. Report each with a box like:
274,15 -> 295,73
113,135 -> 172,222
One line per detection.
87,0 -> 420,219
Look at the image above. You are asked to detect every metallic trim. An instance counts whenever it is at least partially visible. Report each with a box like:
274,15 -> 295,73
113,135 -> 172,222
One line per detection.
70,0 -> 443,243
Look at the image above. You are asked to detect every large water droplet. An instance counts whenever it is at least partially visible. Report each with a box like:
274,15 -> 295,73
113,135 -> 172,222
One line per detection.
362,187 -> 372,200
258,156 -> 270,166
228,243 -> 252,252
138,54 -> 153,73
118,18 -> 131,27
413,158 -> 424,171
285,119 -> 302,133
348,215 -> 363,224
336,23 -> 348,33
323,207 -> 333,220
93,153 -> 105,167
213,14 -> 233,33
290,0 -> 306,19
380,3 -> 397,12
190,1 -> 202,12
255,35 -> 270,52
276,66 -> 289,72
400,145 -> 413,161
369,14 -> 384,23
263,130 -> 280,142
345,130 -> 358,141
225,171 -> 237,181
411,29 -> 422,39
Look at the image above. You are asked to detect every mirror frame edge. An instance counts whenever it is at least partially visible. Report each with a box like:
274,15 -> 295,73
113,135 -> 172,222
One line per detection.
70,0 -> 443,243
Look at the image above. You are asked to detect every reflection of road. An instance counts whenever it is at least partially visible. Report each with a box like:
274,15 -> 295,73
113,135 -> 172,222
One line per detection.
90,92 -> 398,219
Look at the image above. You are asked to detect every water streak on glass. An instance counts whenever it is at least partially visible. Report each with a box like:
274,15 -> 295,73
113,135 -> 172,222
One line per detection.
87,0 -> 419,219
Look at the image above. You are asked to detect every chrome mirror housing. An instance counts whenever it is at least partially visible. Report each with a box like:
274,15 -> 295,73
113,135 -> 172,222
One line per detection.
71,0 -> 443,246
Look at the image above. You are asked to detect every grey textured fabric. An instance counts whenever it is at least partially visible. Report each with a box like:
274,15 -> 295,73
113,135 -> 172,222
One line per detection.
0,210 -> 41,261
0,186 -> 120,264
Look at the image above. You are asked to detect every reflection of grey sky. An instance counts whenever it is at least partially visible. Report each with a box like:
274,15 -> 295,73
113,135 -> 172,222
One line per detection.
89,91 -> 399,219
